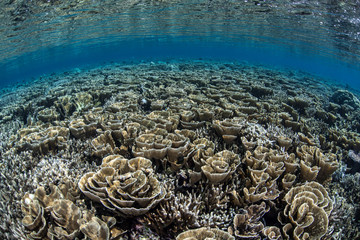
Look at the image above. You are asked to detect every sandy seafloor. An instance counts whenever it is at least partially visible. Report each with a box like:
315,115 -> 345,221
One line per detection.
0,59 -> 359,239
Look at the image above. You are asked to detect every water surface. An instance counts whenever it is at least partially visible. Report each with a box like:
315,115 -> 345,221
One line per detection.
1,0 -> 360,89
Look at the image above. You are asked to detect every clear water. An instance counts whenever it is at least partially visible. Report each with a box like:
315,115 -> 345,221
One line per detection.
1,0 -> 360,89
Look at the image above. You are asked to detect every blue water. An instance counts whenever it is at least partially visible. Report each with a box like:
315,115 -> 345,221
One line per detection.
1,0 -> 360,89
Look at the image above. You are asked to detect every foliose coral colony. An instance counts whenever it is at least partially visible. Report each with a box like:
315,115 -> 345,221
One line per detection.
0,60 -> 359,239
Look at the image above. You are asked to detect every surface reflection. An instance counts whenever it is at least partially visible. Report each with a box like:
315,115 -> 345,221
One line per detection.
0,0 -> 359,79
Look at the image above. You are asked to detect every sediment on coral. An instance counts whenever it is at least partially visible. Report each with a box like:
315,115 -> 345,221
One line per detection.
0,60 -> 359,239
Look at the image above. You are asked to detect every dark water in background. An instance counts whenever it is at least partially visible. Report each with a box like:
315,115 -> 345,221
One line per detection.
1,0 -> 360,89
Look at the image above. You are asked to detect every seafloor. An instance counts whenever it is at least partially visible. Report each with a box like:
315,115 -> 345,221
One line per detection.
0,60 -> 359,240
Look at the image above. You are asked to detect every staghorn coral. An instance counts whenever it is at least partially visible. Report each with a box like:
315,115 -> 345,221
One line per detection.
140,190 -> 202,237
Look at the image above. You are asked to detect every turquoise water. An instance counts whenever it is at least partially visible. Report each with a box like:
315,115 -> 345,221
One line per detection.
1,0 -> 360,89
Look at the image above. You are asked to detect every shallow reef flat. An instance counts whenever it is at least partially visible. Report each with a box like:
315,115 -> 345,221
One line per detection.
0,59 -> 360,239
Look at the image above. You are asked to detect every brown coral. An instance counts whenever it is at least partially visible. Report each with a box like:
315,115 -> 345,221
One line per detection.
21,182 -> 82,240
21,194 -> 47,239
79,214 -> 110,240
140,190 -> 202,236
91,130 -> 120,157
229,201 -> 269,239
147,110 -> 180,132
262,226 -> 282,240
242,147 -> 285,203
133,131 -> 190,171
201,150 -> 241,184
133,133 -> 171,160
167,133 -> 190,170
296,145 -> 338,183
69,118 -> 97,139
15,126 -> 69,154
176,227 -> 235,240
213,118 -> 244,143
78,156 -> 166,216
37,107 -> 60,123
187,138 -> 215,170
47,199 -> 81,239
281,181 -> 333,240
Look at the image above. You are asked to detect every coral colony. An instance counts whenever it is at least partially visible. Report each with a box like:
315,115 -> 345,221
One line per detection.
0,60 -> 359,239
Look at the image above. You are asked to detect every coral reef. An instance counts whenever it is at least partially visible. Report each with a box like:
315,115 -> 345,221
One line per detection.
279,181 -> 333,240
78,155 -> 167,216
0,60 -> 359,239
176,227 -> 235,240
